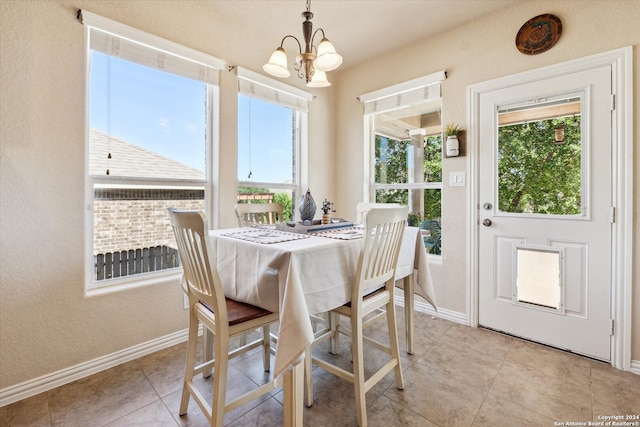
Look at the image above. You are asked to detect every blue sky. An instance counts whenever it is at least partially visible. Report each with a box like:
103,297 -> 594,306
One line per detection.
90,52 -> 293,183
238,95 -> 293,183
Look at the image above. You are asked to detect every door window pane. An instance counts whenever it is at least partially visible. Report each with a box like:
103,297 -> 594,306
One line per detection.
497,98 -> 582,215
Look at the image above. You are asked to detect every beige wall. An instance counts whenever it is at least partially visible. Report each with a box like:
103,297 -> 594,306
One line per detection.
332,0 -> 639,358
0,0 -> 637,395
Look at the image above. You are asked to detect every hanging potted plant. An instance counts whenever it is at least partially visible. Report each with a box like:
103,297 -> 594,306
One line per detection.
445,123 -> 462,157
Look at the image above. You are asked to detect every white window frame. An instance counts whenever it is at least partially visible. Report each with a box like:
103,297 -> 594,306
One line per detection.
81,10 -> 224,296
236,67 -> 312,219
360,71 -> 446,256
360,71 -> 445,201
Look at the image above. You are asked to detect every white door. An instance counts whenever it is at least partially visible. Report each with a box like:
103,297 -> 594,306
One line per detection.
478,65 -> 612,361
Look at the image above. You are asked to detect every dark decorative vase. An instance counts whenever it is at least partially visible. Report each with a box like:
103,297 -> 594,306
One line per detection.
299,189 -> 317,222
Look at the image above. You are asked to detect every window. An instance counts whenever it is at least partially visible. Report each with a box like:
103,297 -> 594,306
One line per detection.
82,11 -> 224,293
237,68 -> 311,221
360,72 -> 446,255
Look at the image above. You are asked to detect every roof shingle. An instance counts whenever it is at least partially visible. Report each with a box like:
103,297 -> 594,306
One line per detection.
89,130 -> 205,181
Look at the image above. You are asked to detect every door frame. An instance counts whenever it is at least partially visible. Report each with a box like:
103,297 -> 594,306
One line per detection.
467,46 -> 633,370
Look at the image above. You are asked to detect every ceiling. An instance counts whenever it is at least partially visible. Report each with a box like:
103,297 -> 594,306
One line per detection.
208,0 -> 523,139
208,0 -> 524,72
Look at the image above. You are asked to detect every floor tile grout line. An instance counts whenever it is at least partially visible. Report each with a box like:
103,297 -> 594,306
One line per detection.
5,316 -> 639,426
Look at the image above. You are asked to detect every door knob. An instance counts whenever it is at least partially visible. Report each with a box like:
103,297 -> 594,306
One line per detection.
482,219 -> 492,227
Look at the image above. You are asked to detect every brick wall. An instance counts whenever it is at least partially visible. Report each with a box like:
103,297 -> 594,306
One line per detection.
93,188 -> 204,254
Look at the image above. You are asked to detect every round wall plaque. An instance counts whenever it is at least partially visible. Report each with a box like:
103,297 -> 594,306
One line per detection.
516,14 -> 562,55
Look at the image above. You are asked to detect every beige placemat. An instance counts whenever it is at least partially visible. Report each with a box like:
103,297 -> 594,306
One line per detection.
221,229 -> 310,244
311,226 -> 364,240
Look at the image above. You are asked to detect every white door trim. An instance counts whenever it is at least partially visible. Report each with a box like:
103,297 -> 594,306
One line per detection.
467,46 -> 633,370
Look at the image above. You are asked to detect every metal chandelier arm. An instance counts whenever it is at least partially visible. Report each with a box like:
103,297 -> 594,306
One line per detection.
279,35 -> 303,54
310,28 -> 326,50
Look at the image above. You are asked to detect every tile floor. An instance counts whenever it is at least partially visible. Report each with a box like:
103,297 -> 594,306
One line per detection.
2,307 -> 639,426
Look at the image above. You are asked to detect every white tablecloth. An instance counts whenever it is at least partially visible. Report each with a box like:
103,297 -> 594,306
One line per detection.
209,226 -> 436,380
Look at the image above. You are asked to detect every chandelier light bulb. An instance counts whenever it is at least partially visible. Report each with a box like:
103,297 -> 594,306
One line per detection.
314,38 -> 342,71
263,47 -> 291,78
306,69 -> 330,87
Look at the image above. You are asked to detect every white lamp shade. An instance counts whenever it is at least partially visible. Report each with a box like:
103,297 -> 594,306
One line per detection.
306,69 -> 330,87
263,47 -> 291,78
314,38 -> 343,71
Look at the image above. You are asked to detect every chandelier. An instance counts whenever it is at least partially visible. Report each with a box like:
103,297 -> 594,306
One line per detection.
263,0 -> 342,88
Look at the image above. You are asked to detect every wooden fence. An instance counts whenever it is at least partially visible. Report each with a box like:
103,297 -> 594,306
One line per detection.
95,245 -> 180,281
237,192 -> 274,203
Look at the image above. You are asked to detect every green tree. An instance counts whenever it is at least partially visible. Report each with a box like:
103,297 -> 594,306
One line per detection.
238,187 -> 293,221
273,192 -> 293,221
237,186 -> 264,195
498,116 -> 581,215
375,136 -> 408,190
374,134 -> 442,219
423,135 -> 442,223
424,135 -> 442,183
375,133 -> 442,254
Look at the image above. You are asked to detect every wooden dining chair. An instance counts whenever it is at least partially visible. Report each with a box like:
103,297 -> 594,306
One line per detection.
305,206 -> 408,427
168,208 -> 279,426
354,202 -> 416,354
235,202 -> 284,227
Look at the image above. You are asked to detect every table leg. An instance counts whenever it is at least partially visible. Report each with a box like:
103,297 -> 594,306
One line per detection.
282,359 -> 304,427
403,274 -> 415,355
329,312 -> 339,355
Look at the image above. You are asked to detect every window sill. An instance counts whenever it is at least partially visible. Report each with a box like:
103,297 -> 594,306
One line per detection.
85,269 -> 182,298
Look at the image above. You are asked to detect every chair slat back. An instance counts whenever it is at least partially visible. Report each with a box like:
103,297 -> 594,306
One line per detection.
168,209 -> 226,318
235,203 -> 284,227
355,206 -> 408,299
355,202 -> 402,224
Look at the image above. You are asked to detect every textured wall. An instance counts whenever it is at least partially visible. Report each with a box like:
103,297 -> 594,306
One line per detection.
0,0 -> 638,395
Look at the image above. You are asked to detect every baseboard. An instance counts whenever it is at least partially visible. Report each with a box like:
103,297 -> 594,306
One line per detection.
0,328 -> 189,407
630,360 -> 640,376
394,294 -> 468,325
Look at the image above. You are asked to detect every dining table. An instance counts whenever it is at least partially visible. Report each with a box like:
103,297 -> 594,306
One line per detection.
209,224 -> 437,426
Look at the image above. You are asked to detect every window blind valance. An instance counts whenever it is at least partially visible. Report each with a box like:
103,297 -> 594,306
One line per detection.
358,70 -> 446,115
80,10 -> 225,85
238,67 -> 312,113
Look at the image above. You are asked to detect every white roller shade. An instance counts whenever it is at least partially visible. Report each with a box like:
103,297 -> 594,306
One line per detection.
359,70 -> 446,115
238,67 -> 312,112
81,10 -> 225,84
